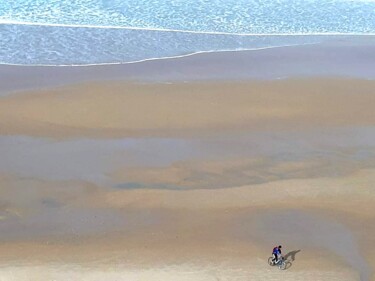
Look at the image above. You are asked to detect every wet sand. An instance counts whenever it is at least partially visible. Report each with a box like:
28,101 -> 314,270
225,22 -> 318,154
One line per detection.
0,171 -> 374,280
1,40 -> 375,280
1,79 -> 375,138
1,36 -> 375,95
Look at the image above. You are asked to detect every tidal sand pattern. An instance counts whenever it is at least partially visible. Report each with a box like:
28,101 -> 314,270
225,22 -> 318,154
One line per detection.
1,1 -> 375,280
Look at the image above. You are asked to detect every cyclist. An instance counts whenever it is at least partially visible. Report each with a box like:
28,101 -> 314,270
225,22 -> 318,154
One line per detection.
272,245 -> 282,264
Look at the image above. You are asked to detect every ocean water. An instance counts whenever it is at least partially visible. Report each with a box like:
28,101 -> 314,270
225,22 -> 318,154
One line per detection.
1,0 -> 375,66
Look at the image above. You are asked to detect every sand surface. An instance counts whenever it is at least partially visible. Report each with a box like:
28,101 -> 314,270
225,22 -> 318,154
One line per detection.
0,171 -> 373,280
0,79 -> 375,138
1,49 -> 375,280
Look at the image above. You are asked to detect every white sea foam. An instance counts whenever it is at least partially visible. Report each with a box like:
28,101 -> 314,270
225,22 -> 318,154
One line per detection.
1,20 -> 375,36
1,0 -> 374,66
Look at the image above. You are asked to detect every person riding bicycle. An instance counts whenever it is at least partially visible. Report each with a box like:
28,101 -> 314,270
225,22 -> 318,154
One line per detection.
272,245 -> 282,264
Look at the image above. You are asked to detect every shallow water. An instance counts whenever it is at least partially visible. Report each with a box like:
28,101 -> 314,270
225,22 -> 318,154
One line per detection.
0,0 -> 374,65
0,24 -> 325,66
1,0 -> 374,34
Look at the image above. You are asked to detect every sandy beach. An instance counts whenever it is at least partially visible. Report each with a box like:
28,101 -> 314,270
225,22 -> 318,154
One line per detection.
0,40 -> 375,280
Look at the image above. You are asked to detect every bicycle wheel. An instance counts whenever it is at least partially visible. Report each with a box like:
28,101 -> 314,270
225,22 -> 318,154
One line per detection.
278,261 -> 287,270
268,257 -> 275,266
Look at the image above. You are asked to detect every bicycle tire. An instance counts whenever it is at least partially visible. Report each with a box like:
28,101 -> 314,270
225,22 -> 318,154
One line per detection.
278,261 -> 287,270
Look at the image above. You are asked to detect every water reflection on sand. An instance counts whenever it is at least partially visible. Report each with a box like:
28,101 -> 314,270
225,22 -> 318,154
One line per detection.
1,126 -> 374,187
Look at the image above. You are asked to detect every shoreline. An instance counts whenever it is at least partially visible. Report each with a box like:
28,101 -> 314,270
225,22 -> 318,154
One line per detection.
1,36 -> 375,95
1,34 -> 375,69
0,41 -> 321,67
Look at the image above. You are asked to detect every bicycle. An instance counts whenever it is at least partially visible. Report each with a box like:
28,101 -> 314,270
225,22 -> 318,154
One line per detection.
268,256 -> 290,270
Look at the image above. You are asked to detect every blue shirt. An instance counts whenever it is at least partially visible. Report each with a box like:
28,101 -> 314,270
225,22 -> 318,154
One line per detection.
273,247 -> 281,255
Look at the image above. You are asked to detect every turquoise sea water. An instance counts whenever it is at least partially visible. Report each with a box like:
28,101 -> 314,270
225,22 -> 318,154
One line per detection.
1,0 -> 374,65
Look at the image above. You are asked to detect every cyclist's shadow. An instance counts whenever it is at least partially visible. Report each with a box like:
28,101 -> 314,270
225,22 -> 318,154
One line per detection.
284,250 -> 301,269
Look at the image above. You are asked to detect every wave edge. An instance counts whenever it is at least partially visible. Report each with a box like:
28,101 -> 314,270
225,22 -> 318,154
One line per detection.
0,43 -> 321,67
2,20 -> 375,36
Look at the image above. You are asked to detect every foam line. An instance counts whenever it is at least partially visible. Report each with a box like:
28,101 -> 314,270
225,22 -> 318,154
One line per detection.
1,20 -> 375,36
0,42 -> 320,67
